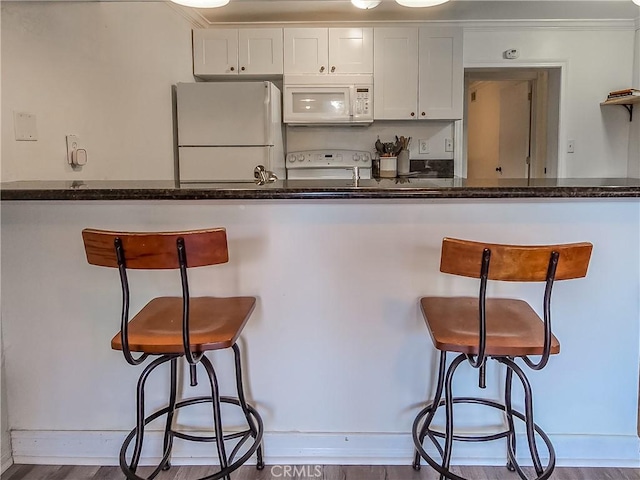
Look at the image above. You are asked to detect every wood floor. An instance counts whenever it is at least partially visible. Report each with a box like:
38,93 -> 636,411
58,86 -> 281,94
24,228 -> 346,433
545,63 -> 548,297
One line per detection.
2,464 -> 639,480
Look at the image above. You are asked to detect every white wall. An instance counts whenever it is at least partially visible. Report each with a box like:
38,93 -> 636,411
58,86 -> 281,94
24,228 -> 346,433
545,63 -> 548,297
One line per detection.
464,27 -> 635,178
1,200 -> 639,466
1,1 -> 195,182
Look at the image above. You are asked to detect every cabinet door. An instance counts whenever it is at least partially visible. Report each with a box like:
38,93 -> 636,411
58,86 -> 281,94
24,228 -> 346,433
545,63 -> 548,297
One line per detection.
284,28 -> 329,74
328,28 -> 373,74
238,28 -> 283,75
193,29 -> 239,76
418,27 -> 463,119
373,28 -> 419,120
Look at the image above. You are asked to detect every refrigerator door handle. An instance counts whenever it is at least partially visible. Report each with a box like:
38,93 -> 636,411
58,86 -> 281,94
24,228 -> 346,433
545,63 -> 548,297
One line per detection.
264,82 -> 272,143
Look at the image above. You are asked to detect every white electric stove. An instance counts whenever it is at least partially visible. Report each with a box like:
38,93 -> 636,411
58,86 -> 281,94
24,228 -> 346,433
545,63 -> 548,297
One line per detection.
286,149 -> 372,180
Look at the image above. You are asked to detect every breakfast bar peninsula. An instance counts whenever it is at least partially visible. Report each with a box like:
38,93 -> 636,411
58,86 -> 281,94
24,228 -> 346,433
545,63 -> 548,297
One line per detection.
1,178 -> 639,468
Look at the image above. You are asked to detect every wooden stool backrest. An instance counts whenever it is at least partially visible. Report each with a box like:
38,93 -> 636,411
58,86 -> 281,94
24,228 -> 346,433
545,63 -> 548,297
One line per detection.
82,228 -> 229,269
440,237 -> 592,281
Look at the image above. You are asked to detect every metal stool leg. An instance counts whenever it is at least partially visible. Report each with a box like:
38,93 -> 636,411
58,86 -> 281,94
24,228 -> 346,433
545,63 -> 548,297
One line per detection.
120,355 -> 176,478
504,364 -> 517,472
413,351 -> 447,470
161,358 -> 178,471
129,356 -> 175,473
200,355 -> 231,480
499,358 -> 546,477
441,354 -> 467,480
232,343 -> 265,470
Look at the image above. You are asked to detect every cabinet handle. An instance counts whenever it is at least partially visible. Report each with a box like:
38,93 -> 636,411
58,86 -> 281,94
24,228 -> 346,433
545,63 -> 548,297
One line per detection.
230,66 -> 235,72
410,112 -> 415,117
241,66 -> 246,71
496,167 -> 503,173
421,112 -> 426,117
331,66 -> 336,73
320,66 -> 325,73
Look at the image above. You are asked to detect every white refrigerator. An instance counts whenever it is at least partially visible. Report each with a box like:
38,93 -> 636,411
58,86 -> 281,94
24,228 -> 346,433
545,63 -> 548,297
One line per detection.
176,81 -> 285,182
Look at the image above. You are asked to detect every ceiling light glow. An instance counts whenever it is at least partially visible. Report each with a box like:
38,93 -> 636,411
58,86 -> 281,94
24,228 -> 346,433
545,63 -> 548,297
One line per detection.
395,0 -> 450,7
170,0 -> 230,8
633,0 -> 640,6
351,0 -> 382,8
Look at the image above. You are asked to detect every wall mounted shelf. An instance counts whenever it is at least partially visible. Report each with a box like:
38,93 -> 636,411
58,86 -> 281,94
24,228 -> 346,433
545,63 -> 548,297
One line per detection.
600,95 -> 640,121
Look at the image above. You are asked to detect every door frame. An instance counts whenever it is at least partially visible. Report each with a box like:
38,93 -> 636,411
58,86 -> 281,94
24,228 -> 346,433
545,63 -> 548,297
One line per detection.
456,61 -> 567,179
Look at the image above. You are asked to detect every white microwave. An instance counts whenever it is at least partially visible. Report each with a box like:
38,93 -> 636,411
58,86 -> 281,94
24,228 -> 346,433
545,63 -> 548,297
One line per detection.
283,75 -> 373,125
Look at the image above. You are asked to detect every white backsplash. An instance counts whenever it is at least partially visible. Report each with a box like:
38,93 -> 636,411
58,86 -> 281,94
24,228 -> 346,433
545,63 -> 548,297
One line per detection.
286,121 -> 455,160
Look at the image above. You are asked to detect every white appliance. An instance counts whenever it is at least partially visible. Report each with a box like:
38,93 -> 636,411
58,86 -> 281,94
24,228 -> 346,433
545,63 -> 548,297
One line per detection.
283,75 -> 373,125
176,81 -> 284,182
286,149 -> 372,179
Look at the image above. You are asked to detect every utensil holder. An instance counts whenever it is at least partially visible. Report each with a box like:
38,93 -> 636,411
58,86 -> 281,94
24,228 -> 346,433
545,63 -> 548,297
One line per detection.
380,156 -> 397,178
397,149 -> 410,176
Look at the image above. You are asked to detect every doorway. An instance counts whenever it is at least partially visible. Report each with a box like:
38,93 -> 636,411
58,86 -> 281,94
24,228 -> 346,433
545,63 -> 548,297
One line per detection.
464,68 -> 560,180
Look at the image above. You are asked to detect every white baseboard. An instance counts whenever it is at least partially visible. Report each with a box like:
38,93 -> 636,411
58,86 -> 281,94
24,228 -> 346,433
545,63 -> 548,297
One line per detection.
1,431 -> 13,473
1,458 -> 13,474
10,430 -> 640,468
1,450 -> 13,474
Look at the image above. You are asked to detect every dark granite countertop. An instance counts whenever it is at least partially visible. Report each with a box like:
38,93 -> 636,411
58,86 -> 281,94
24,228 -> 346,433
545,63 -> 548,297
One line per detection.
1,178 -> 639,200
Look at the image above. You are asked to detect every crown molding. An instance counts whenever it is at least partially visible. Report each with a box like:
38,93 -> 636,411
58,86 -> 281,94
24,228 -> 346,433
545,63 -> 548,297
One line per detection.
165,2 -> 210,28
198,17 -> 636,30
460,18 -> 636,30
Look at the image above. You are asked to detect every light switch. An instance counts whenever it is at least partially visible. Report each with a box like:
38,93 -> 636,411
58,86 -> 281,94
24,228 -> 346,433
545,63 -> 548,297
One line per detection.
14,112 -> 38,141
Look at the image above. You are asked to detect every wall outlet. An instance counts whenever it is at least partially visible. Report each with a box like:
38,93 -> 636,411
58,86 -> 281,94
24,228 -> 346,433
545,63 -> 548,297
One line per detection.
445,138 -> 454,152
419,139 -> 430,154
67,135 -> 80,164
567,140 -> 575,153
66,135 -> 87,167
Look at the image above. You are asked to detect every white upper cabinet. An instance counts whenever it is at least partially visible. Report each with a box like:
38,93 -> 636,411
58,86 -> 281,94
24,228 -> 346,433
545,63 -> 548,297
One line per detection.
374,27 -> 463,120
374,28 -> 419,120
284,28 -> 373,75
328,28 -> 374,74
193,28 -> 283,77
418,28 -> 463,119
284,28 -> 328,74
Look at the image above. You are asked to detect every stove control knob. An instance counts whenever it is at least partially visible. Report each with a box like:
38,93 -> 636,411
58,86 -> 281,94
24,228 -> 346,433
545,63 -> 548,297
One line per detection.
353,154 -> 359,161
289,156 -> 295,163
362,155 -> 369,163
297,155 -> 305,162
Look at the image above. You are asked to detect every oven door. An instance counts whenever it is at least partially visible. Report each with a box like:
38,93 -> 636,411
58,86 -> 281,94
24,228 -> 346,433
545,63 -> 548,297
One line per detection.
287,167 -> 372,180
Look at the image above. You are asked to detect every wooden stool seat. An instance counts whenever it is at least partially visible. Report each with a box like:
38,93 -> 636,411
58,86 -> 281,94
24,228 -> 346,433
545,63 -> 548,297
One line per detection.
421,297 -> 560,357
111,296 -> 256,354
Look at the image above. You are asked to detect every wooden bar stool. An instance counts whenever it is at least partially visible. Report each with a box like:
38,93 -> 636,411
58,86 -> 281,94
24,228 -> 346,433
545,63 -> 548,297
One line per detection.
412,238 -> 592,480
82,228 -> 264,480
